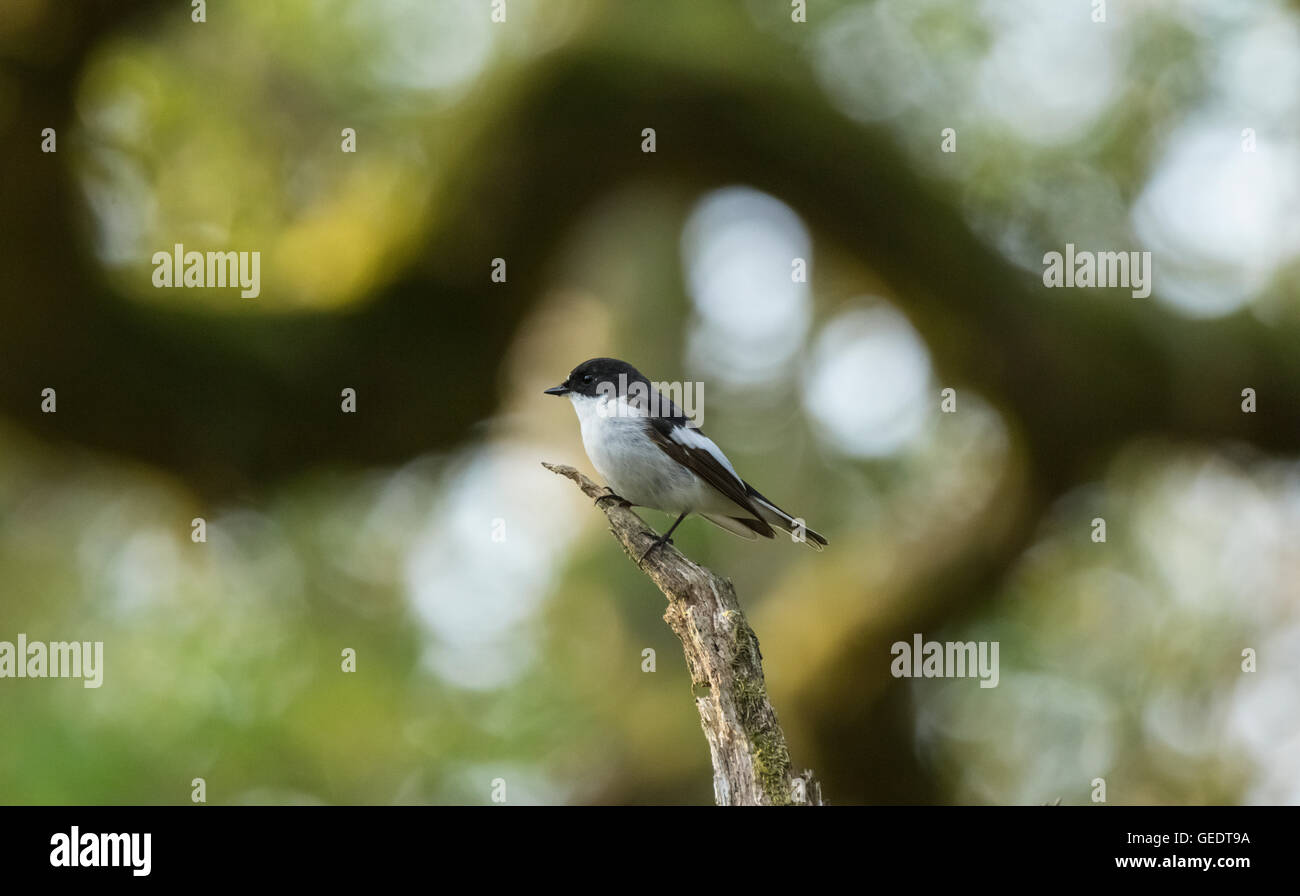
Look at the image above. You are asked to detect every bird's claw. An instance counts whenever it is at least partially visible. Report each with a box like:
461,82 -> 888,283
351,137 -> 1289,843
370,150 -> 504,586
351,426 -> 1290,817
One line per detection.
594,489 -> 630,509
637,534 -> 673,565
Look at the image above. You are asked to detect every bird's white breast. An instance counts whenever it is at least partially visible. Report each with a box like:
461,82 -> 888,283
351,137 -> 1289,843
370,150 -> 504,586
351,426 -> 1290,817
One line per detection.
568,393 -> 732,514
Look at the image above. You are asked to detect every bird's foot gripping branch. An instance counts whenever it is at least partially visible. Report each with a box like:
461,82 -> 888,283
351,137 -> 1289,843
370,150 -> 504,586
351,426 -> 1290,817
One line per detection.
543,462 -> 824,806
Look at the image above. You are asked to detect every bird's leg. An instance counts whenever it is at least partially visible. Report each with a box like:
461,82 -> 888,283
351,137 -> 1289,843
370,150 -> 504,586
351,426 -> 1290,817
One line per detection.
594,487 -> 631,509
638,511 -> 689,565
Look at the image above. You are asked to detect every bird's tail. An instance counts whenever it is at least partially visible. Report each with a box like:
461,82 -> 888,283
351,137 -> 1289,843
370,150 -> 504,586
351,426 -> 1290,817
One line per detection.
744,484 -> 828,551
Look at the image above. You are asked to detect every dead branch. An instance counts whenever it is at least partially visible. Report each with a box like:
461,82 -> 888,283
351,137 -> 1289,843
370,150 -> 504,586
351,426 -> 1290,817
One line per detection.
543,462 -> 823,806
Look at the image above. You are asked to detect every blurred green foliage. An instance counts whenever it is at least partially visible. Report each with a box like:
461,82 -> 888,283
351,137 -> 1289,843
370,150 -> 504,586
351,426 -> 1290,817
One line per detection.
0,0 -> 1297,805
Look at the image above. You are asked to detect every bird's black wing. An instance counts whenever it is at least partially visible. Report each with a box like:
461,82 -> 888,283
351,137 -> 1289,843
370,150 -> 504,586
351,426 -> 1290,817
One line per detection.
642,417 -> 776,538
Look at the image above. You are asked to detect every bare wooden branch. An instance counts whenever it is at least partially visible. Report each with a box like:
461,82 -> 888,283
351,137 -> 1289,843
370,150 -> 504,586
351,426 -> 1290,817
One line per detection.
543,462 -> 824,806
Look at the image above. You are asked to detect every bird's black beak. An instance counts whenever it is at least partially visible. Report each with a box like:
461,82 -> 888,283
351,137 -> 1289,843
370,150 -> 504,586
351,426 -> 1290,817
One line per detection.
543,384 -> 569,396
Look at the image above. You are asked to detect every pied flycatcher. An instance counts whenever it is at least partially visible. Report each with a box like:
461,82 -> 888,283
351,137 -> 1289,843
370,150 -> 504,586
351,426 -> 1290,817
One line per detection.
545,357 -> 827,561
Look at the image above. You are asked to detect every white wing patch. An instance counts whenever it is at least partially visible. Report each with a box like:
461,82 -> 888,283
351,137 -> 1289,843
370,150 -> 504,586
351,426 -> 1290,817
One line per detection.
669,425 -> 743,486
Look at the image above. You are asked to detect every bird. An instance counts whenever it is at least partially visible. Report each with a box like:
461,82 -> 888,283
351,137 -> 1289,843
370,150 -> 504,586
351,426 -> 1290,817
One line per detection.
545,357 -> 827,562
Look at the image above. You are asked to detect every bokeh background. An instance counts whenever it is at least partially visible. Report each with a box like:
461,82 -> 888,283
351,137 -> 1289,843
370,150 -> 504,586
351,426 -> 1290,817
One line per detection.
2,0 -> 1299,805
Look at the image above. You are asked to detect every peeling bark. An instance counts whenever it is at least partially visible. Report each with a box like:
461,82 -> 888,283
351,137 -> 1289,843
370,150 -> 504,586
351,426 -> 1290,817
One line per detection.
544,462 -> 823,806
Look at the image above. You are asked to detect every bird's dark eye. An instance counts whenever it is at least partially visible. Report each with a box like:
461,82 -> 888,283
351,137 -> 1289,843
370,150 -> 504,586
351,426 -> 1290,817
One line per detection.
581,374 -> 594,385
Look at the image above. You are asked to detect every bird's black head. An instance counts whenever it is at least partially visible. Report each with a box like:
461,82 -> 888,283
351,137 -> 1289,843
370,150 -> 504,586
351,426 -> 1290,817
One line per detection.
544,357 -> 649,398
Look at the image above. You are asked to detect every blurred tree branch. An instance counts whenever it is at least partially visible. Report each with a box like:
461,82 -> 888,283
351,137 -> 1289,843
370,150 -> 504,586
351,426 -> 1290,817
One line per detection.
543,463 -> 822,806
3,19 -> 1297,498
